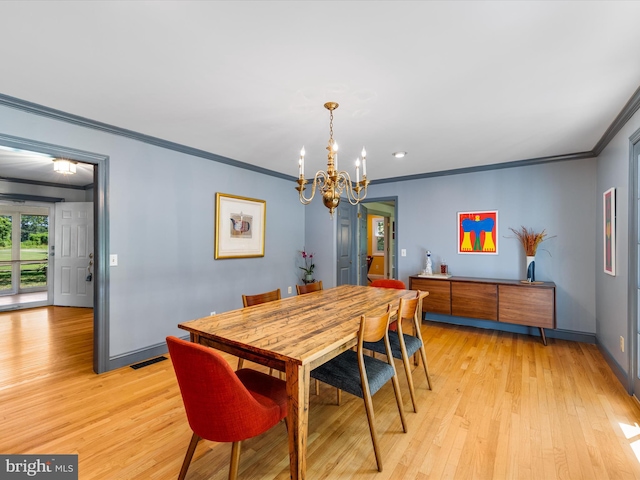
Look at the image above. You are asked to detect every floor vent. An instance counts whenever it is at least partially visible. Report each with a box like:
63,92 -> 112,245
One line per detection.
130,356 -> 168,370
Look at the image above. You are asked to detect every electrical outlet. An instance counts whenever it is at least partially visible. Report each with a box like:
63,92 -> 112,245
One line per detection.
288,286 -> 292,294
210,311 -> 216,316
620,336 -> 625,352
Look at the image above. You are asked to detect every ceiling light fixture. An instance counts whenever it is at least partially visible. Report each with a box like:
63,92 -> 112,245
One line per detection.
53,159 -> 77,175
392,151 -> 407,158
296,102 -> 369,217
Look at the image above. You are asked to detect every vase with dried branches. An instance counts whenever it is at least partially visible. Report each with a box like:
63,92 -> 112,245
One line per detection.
509,226 -> 553,282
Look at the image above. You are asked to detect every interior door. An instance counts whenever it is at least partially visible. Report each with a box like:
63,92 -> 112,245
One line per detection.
54,202 -> 94,307
336,202 -> 356,285
359,205 -> 368,285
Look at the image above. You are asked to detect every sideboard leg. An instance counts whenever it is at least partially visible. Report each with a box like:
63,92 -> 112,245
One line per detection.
539,328 -> 547,346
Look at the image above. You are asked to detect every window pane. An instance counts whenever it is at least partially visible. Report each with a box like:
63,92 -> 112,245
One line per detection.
20,262 -> 48,288
20,215 -> 48,289
0,215 -> 11,292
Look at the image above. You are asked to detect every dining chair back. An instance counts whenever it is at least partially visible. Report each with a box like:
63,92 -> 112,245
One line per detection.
310,305 -> 407,471
242,288 -> 281,307
296,281 -> 323,295
166,336 -> 288,480
363,291 -> 432,413
240,288 -> 282,373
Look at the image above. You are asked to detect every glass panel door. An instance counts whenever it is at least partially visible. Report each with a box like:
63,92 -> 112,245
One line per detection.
20,214 -> 49,291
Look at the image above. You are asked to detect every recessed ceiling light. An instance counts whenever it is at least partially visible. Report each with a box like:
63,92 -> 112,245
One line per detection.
392,151 -> 407,158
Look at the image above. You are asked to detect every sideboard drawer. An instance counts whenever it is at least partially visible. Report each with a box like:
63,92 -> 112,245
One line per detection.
409,278 -> 451,315
498,285 -> 555,328
451,281 -> 498,321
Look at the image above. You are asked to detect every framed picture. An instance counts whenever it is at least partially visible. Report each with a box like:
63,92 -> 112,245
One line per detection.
372,216 -> 385,254
215,193 -> 266,259
457,210 -> 498,254
604,187 -> 616,276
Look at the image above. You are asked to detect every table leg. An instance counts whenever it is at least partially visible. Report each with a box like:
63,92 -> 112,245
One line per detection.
286,361 -> 310,480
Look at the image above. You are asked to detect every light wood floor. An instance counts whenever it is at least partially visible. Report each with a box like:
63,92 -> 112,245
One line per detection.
3,307 -> 640,479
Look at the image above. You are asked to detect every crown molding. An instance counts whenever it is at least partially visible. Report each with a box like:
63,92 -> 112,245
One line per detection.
593,84 -> 640,156
0,93 -> 296,182
371,151 -> 595,185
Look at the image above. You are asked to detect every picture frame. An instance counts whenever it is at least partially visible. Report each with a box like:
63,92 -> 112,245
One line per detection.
457,210 -> 498,255
215,193 -> 266,259
604,187 -> 616,276
372,216 -> 385,254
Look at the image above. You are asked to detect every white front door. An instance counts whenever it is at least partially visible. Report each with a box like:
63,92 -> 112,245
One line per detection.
54,202 -> 93,307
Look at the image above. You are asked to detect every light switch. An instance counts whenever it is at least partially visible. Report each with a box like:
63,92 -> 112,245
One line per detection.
401,249 -> 407,257
110,254 -> 118,266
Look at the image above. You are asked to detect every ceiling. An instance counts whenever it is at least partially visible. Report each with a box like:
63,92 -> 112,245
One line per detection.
1,1 -> 640,187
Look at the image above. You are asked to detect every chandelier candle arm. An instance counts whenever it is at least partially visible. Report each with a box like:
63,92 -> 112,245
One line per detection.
296,101 -> 370,217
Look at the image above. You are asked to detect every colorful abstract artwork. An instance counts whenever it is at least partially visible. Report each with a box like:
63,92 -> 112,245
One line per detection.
457,210 -> 498,255
604,187 -> 616,276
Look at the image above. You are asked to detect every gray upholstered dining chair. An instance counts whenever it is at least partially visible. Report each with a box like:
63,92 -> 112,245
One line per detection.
363,291 -> 432,413
310,304 -> 407,472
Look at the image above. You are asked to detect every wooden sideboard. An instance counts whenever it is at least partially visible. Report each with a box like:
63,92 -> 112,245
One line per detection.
409,275 -> 556,345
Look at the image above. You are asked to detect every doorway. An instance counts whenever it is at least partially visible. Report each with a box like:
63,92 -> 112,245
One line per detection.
0,133 -> 109,373
630,128 -> 640,397
360,198 -> 398,283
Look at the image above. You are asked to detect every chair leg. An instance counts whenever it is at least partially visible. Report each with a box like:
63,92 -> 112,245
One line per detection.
337,388 -> 342,406
178,433 -> 200,480
419,345 -> 432,390
237,358 -> 244,370
315,379 -> 320,395
390,371 -> 408,433
400,351 -> 419,413
362,390 -> 383,471
229,441 -> 242,480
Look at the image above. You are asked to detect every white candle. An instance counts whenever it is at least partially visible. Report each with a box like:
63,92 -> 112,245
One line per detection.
334,142 -> 338,170
361,147 -> 367,176
299,147 -> 305,177
355,158 -> 360,182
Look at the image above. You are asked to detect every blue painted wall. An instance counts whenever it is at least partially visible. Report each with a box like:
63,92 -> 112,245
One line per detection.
1,97 -> 636,379
0,104 -> 305,359
368,158 -> 598,334
596,107 -> 640,375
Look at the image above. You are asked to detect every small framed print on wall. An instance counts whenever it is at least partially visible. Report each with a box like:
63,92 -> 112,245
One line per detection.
457,210 -> 498,254
215,193 -> 266,259
603,187 -> 616,276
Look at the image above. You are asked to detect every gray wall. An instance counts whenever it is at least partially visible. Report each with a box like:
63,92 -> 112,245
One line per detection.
596,107 -> 640,373
0,104 -> 304,360
368,158 -> 598,334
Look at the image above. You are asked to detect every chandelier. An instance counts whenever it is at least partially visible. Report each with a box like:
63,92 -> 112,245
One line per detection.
296,102 -> 369,217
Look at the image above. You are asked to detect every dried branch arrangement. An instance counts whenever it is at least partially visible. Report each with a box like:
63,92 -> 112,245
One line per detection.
508,226 -> 551,256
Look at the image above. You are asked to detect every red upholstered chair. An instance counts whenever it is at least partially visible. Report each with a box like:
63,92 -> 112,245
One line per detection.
370,278 -> 406,289
166,336 -> 288,480
369,279 -> 406,332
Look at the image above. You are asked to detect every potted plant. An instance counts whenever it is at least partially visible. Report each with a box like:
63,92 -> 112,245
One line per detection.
509,226 -> 553,282
299,251 -> 315,284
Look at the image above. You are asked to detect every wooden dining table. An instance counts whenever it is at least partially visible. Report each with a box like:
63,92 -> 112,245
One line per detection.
178,284 -> 417,480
